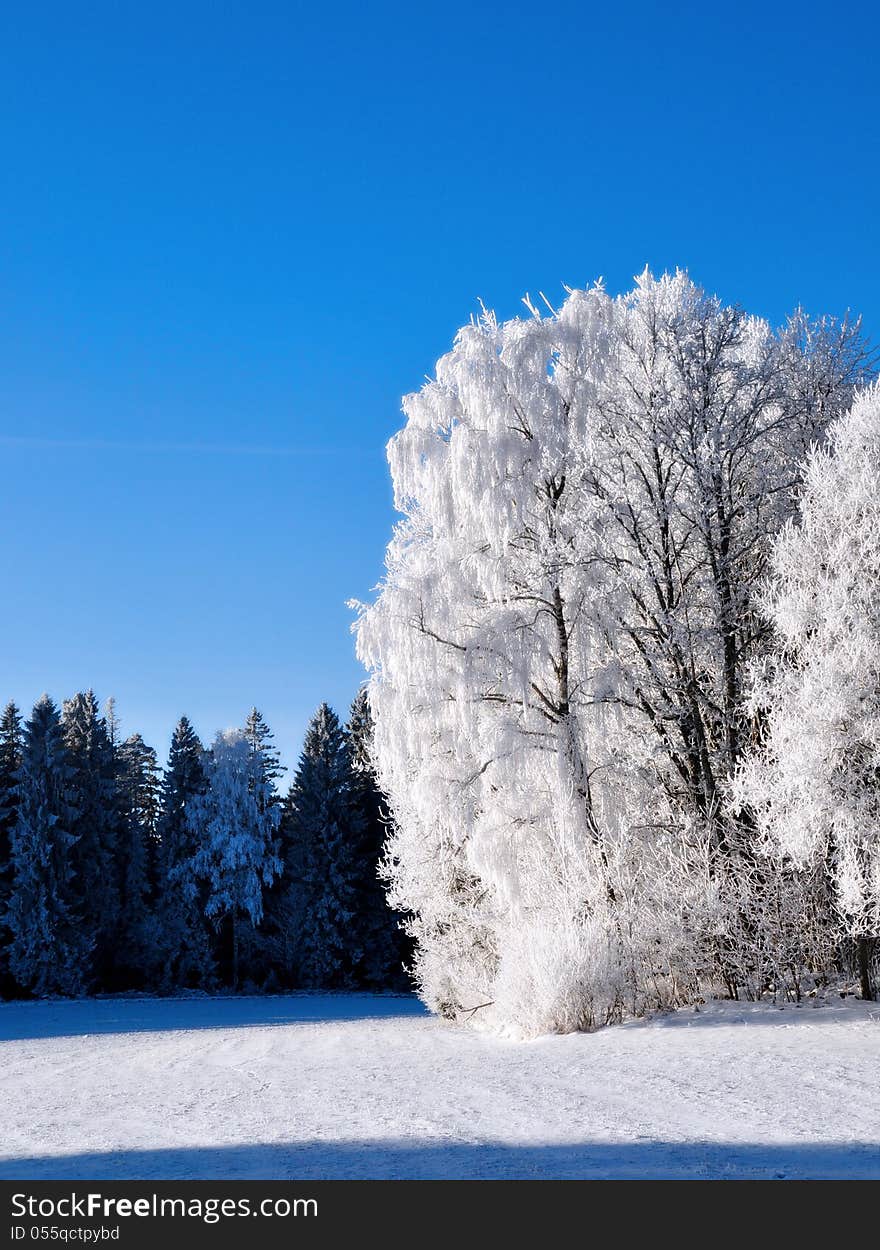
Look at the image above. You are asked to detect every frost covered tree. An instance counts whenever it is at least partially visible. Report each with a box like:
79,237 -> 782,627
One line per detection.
241,708 -> 284,983
354,270 -> 872,1034
154,717 -> 215,989
186,729 -> 280,990
736,384 -> 880,1000
583,278 -> 868,834
282,704 -> 364,988
356,289 -> 626,1031
0,701 -> 22,994
6,696 -> 90,996
62,691 -> 122,984
244,707 -> 283,796
115,732 -> 160,985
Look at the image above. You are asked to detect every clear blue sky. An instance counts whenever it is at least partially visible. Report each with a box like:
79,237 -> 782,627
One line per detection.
1,2 -> 877,780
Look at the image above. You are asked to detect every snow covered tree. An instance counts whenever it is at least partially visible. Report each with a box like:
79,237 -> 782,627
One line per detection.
735,383 -> 880,1000
104,696 -> 121,750
346,688 -> 410,987
6,696 -> 90,995
242,708 -> 299,986
154,717 -> 215,989
115,732 -> 160,985
0,701 -> 22,995
239,708 -> 284,983
354,271 -> 872,1033
583,280 -> 869,843
282,704 -> 364,988
244,707 -> 283,795
356,291 -> 616,1029
62,691 -> 122,985
186,728 -> 280,990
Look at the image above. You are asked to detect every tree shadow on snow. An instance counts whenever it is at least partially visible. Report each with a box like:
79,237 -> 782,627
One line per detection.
1,1139 -> 878,1180
0,994 -> 428,1042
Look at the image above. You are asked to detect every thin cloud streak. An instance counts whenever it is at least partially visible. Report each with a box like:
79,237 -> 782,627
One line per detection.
0,436 -> 372,457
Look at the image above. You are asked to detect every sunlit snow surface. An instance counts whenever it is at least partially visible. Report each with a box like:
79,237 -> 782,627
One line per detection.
2,994 -> 878,1179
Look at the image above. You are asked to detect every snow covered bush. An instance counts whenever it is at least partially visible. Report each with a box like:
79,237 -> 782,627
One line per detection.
355,270 -> 870,1034
735,383 -> 880,1001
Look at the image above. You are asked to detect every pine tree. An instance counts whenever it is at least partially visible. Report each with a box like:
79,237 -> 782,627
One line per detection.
187,729 -> 280,990
283,704 -> 363,988
62,691 -> 121,987
104,697 -> 121,750
243,708 -> 283,794
347,689 -> 410,988
0,701 -> 23,996
7,696 -> 90,995
154,717 -> 214,990
115,732 -> 160,986
242,708 -> 284,984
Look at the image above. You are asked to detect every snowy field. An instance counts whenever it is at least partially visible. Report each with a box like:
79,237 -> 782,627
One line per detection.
2,993 -> 879,1180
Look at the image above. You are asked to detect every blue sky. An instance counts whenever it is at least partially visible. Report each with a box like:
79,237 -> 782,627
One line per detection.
1,2 -> 878,779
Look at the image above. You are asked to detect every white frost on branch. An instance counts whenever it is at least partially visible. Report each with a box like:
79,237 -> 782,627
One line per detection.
735,382 -> 880,949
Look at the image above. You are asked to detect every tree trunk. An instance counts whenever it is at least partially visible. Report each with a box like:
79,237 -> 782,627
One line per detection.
232,914 -> 239,993
857,935 -> 874,1001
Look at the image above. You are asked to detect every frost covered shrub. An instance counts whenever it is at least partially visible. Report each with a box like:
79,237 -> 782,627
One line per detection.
491,911 -> 617,1036
488,824 -> 723,1036
355,271 -> 871,1034
704,839 -> 839,1003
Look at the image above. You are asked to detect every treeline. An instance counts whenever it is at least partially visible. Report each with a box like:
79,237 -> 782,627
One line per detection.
0,690 -> 409,998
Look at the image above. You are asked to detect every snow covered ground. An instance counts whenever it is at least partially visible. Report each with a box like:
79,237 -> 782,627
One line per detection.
1,993 -> 878,1179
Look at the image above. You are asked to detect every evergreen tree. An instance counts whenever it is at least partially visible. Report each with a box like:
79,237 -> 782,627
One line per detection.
347,689 -> 410,988
104,697 -> 122,750
0,701 -> 23,996
284,704 -> 364,988
242,708 -> 283,984
115,733 -> 160,985
187,729 -> 280,990
62,691 -> 121,987
243,708 -> 283,794
154,717 -> 214,990
258,862 -> 300,988
7,696 -> 90,995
